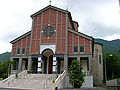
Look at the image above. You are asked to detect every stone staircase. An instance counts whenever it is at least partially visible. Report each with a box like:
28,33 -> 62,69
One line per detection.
0,70 -> 67,90
0,70 -> 59,90
0,70 -> 94,90
7,74 -> 55,90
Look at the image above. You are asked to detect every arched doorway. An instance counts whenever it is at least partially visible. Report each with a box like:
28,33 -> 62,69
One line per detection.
42,49 -> 53,74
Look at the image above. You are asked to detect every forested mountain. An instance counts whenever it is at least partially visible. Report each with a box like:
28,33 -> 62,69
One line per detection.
0,52 -> 11,62
95,39 -> 120,56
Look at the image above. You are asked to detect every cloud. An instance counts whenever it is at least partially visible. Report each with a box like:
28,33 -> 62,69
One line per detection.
80,21 -> 120,38
0,0 -> 33,54
104,34 -> 120,41
0,41 -> 11,53
69,0 -> 120,40
0,0 -> 120,54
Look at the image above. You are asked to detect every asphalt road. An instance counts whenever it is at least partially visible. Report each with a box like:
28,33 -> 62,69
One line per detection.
59,87 -> 109,90
0,87 -> 110,90
0,88 -> 24,90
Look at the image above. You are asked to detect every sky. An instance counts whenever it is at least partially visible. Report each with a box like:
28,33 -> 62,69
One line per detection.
0,0 -> 120,54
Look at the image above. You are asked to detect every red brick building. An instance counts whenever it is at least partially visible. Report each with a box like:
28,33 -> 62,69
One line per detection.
10,5 -> 103,85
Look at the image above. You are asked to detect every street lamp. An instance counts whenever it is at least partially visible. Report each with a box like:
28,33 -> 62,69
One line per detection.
105,54 -> 113,85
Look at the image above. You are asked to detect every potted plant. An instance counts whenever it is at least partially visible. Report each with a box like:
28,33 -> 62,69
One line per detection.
68,60 -> 84,88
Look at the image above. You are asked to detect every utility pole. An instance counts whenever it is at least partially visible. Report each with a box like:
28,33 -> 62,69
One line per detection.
105,54 -> 113,85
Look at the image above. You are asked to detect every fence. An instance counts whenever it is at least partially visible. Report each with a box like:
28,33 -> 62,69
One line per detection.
106,78 -> 120,86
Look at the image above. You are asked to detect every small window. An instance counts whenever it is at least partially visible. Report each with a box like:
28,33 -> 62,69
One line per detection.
99,55 -> 101,64
17,48 -> 20,54
80,46 -> 84,52
22,48 -> 25,54
74,46 -> 78,52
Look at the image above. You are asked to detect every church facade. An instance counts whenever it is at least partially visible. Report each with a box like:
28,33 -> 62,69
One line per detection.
10,5 -> 103,85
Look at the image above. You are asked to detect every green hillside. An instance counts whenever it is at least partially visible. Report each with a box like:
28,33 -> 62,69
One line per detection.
0,52 -> 11,62
95,39 -> 120,56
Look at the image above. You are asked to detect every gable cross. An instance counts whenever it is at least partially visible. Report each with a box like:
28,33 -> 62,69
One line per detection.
49,0 -> 52,5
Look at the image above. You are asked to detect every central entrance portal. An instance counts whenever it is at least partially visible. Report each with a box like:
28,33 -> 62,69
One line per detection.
42,49 -> 53,74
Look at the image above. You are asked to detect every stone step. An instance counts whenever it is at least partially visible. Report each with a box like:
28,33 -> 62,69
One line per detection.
5,74 -> 55,89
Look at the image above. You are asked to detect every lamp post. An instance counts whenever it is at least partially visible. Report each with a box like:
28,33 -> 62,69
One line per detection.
104,56 -> 107,84
105,54 -> 113,85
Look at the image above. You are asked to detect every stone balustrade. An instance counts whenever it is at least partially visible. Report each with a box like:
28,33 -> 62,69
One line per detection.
82,70 -> 90,76
0,70 -> 28,88
42,74 -> 59,89
52,70 -> 67,89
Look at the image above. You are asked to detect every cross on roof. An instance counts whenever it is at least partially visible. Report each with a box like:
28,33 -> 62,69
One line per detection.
49,0 -> 52,5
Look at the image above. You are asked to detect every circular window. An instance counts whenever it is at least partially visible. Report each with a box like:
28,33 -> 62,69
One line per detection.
43,26 -> 55,37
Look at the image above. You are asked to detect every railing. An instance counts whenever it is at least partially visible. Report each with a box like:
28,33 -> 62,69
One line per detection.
38,71 -> 67,89
0,81 -> 2,87
106,78 -> 120,86
17,70 -> 28,79
82,70 -> 89,76
0,70 -> 28,87
52,70 -> 67,89
41,74 -> 59,89
0,74 -> 16,87
106,79 -> 120,90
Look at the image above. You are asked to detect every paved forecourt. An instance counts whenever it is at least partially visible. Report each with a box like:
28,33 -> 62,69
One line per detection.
59,87 -> 108,90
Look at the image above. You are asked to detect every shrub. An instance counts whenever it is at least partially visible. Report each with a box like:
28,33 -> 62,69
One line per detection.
68,60 -> 84,88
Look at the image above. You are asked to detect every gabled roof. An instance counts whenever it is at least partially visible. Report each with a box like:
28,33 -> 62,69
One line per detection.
10,31 -> 31,44
68,28 -> 93,40
31,5 -> 69,18
31,5 -> 75,30
10,5 -> 86,44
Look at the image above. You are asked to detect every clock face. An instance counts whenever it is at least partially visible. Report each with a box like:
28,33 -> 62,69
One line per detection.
43,26 -> 55,37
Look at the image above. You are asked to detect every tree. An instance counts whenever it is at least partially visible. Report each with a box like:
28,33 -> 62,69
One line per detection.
104,52 -> 120,80
68,60 -> 84,88
0,60 -> 14,79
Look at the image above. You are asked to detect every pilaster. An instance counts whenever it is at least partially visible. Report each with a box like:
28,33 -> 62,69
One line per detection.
18,57 -> 22,73
28,56 -> 32,72
89,56 -> 93,75
64,55 -> 68,70
10,57 -> 13,75
52,57 -> 57,74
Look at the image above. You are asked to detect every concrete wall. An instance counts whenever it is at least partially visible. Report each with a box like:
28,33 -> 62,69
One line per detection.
82,76 -> 93,87
61,75 -> 93,88
93,42 -> 104,85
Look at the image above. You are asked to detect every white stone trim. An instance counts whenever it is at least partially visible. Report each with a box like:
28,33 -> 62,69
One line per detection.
37,68 -> 42,72
37,57 -> 42,72
53,57 -> 56,61
38,63 -> 42,67
52,66 -> 56,72
38,57 -> 41,61
52,57 -> 57,73
53,62 -> 57,65
40,44 -> 56,54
